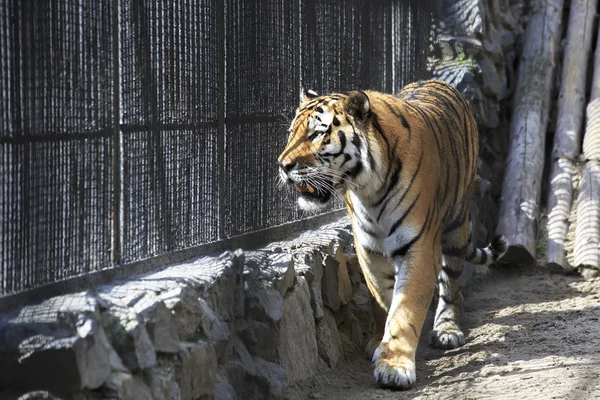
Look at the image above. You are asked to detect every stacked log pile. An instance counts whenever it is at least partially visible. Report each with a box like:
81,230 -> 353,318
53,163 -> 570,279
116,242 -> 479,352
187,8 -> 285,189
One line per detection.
499,0 -> 600,274
497,0 -> 565,265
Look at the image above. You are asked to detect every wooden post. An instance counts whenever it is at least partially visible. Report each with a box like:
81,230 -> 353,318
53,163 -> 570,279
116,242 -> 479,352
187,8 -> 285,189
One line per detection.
546,0 -> 597,272
573,22 -> 600,271
497,0 -> 564,266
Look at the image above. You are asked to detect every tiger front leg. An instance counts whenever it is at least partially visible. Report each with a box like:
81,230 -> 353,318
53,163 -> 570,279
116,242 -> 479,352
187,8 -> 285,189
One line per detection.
372,240 -> 438,390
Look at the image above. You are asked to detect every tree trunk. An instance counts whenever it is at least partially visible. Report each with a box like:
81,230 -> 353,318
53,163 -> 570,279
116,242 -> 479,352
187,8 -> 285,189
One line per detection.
497,0 -> 564,266
546,0 -> 597,272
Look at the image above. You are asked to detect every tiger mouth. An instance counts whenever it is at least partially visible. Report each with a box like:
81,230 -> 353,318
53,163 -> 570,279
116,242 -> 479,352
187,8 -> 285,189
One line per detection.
293,181 -> 332,202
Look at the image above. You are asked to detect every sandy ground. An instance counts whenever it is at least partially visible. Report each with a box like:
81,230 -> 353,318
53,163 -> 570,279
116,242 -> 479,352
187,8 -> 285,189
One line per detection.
286,266 -> 600,400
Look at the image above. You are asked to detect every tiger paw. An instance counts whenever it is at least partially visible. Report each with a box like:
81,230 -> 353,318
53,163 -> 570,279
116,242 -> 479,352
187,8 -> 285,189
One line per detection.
428,328 -> 465,349
372,343 -> 416,390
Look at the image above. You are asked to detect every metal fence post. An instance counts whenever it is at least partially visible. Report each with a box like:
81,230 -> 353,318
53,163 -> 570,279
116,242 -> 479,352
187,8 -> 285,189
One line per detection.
217,0 -> 226,240
111,0 -> 121,265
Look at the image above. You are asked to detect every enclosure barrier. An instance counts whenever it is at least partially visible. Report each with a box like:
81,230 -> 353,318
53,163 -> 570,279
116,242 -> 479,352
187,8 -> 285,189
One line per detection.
0,0 -> 437,306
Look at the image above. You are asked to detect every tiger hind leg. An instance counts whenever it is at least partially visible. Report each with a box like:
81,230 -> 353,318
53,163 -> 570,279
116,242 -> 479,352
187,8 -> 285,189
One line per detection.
429,222 -> 471,349
429,253 -> 466,349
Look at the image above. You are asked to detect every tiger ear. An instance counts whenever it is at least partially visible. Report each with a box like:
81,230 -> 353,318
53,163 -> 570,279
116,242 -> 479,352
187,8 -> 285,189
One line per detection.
345,91 -> 370,121
300,87 -> 319,103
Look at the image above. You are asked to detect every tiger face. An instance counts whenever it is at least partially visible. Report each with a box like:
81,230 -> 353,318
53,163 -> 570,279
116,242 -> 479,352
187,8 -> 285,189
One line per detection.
277,89 -> 371,212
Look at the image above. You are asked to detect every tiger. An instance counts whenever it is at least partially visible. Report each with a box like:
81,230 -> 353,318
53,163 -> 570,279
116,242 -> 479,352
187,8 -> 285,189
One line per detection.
277,79 -> 508,390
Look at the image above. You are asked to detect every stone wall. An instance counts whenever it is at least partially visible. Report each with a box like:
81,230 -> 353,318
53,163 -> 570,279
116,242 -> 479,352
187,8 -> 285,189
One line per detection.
0,218 -> 371,400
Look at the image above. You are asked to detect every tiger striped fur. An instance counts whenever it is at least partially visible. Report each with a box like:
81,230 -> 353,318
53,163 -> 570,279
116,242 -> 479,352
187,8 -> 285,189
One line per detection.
277,79 -> 508,390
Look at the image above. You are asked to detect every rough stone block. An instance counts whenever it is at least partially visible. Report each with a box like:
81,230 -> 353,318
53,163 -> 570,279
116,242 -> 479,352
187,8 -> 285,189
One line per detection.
350,283 -> 373,339
276,277 -> 318,384
177,341 -> 217,400
315,309 -> 342,367
135,299 -> 180,354
295,250 -> 324,320
245,320 -> 278,362
254,356 -> 287,399
338,307 -> 364,349
321,254 -> 341,311
213,374 -> 238,400
148,250 -> 244,323
0,293 -> 118,395
244,277 -> 284,324
198,297 -> 231,343
331,241 -> 353,305
480,57 -> 507,101
246,251 -> 297,296
346,252 -> 363,285
102,372 -> 153,400
144,365 -> 182,400
160,286 -> 204,341
100,302 -> 157,372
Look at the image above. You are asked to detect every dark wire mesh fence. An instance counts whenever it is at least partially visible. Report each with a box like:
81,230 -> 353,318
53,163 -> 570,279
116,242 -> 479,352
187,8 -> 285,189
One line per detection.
0,0 -> 438,299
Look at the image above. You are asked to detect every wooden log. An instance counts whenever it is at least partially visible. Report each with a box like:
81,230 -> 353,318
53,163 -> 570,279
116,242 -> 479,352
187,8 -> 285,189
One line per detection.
582,26 -> 600,161
546,0 -> 597,272
497,0 -> 564,266
573,22 -> 600,272
573,161 -> 600,270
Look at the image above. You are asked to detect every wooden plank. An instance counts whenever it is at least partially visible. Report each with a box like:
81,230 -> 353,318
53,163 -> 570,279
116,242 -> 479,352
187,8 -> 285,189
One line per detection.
546,0 -> 597,271
573,161 -> 600,270
497,0 -> 565,266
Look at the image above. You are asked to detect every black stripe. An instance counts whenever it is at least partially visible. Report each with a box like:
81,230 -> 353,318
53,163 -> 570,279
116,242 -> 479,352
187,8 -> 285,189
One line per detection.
434,317 -> 456,326
409,323 -> 418,338
379,147 -> 423,222
405,101 -> 443,162
352,131 -> 361,148
443,210 -> 468,234
321,131 -> 346,157
339,153 -> 352,168
356,216 -> 378,237
428,106 -> 463,209
440,294 -> 458,305
338,130 -> 346,149
361,243 -> 384,257
479,249 -> 488,264
372,163 -> 402,207
370,112 -> 394,167
388,193 -> 420,236
442,242 -> 469,258
382,99 -> 412,139
390,206 -> 432,258
442,265 -> 462,279
345,161 -> 363,179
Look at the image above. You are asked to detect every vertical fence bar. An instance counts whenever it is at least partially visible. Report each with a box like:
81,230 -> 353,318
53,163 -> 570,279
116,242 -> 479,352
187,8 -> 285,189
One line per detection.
386,4 -> 393,93
217,0 -> 226,240
360,0 -> 370,89
111,0 -> 121,264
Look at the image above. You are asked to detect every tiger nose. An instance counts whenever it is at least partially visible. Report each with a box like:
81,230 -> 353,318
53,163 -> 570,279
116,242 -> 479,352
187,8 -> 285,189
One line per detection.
278,160 -> 296,173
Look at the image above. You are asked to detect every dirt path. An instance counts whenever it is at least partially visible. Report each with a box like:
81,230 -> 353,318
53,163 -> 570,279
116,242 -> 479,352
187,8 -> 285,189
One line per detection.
287,266 -> 600,400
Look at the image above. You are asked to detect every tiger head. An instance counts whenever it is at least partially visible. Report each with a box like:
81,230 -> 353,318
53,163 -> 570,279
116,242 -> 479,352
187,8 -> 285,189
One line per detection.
277,88 -> 372,212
